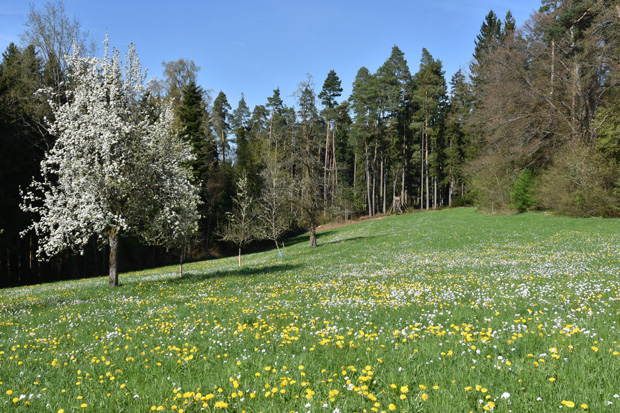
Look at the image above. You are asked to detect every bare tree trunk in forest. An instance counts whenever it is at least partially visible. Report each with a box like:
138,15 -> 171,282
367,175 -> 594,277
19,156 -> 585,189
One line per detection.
108,229 -> 119,287
550,39 -> 555,95
420,132 -> 424,210
353,152 -> 357,191
324,121 -> 330,216
424,91 -> 430,210
372,141 -> 378,216
380,158 -> 384,214
365,143 -> 371,216
449,176 -> 454,206
392,168 -> 397,206
332,122 -> 338,208
425,128 -> 429,210
433,177 -> 437,209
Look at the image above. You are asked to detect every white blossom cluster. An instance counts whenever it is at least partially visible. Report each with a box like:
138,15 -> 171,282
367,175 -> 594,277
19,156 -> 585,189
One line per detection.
21,36 -> 200,258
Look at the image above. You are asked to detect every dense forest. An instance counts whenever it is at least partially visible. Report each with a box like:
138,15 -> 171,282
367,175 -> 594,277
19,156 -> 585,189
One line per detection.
1,0 -> 620,287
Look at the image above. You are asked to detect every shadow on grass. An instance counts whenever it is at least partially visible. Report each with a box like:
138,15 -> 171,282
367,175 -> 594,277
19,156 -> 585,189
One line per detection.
158,262 -> 302,286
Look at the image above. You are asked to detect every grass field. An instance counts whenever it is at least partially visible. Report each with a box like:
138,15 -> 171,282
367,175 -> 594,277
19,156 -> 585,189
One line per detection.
2,208 -> 620,412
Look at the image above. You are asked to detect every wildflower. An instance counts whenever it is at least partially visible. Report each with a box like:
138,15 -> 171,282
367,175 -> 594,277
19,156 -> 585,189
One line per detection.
388,404 -> 396,411
581,404 -> 588,410
562,400 -> 575,408
214,401 -> 228,408
501,392 -> 510,399
422,393 -> 428,401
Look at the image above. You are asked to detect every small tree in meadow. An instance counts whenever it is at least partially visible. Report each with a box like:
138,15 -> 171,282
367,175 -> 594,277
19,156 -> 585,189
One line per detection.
220,173 -> 257,266
258,153 -> 290,256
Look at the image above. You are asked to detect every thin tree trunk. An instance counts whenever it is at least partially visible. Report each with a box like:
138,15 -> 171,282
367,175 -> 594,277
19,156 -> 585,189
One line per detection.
324,120 -> 330,216
309,218 -> 317,247
108,230 -> 119,287
353,152 -> 357,191
420,132 -> 424,210
380,158 -> 384,214
550,39 -> 555,95
425,128 -> 429,211
365,143 -> 371,216
332,122 -> 338,208
372,141 -> 378,216
275,240 -> 282,257
381,160 -> 389,215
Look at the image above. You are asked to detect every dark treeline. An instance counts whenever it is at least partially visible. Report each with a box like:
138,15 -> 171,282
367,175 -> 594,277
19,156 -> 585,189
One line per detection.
2,0 -> 620,286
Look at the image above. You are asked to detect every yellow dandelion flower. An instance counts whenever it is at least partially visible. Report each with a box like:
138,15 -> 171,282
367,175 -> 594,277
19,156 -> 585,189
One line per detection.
422,393 -> 428,401
388,404 -> 396,411
581,404 -> 588,410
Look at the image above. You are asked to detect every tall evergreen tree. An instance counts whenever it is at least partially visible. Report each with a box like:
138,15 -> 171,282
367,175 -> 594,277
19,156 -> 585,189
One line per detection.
212,91 -> 232,164
318,70 -> 343,213
413,48 -> 447,210
376,46 -> 414,209
470,10 -> 503,90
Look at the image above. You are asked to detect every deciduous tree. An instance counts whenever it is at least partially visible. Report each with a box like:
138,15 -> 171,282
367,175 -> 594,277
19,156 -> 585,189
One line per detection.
21,39 -> 200,287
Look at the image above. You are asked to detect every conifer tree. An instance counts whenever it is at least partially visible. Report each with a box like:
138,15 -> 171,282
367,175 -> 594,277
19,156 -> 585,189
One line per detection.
212,91 -> 232,164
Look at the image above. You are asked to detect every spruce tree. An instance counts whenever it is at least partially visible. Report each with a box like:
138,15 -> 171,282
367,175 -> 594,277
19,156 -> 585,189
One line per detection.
212,91 -> 232,164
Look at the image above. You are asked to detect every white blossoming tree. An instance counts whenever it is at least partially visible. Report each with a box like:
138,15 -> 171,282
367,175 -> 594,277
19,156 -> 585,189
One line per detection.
21,38 -> 200,287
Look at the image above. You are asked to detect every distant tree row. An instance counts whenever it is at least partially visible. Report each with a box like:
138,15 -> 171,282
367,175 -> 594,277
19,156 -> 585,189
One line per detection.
2,0 -> 620,287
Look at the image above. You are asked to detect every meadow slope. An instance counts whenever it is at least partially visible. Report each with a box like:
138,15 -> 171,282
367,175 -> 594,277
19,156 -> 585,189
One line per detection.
1,208 -> 620,412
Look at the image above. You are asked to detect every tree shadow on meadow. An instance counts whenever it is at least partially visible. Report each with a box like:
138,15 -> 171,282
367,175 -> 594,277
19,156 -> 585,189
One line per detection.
157,262 -> 303,286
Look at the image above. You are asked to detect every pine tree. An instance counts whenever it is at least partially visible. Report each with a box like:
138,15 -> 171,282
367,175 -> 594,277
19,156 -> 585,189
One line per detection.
212,91 -> 232,164
470,10 -> 503,90
413,48 -> 447,210
318,70 -> 343,214
376,46 -> 414,209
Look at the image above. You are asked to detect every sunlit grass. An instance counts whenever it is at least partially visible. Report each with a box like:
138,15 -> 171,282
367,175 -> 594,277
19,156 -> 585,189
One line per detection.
1,208 -> 620,412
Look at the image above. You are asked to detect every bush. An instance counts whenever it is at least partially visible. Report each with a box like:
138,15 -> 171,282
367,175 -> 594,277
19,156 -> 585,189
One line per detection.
537,141 -> 620,217
509,169 -> 536,212
465,152 -> 512,213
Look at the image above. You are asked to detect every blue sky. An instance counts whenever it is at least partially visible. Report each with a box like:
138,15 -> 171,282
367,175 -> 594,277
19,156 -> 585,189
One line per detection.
1,0 -> 542,111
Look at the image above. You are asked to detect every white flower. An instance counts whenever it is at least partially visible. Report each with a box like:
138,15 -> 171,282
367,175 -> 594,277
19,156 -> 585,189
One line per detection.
501,392 -> 510,399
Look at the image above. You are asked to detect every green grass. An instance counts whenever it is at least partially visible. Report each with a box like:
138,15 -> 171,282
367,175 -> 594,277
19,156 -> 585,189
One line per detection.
2,208 -> 620,412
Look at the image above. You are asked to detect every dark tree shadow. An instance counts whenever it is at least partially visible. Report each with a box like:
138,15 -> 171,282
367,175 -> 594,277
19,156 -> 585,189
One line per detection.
152,263 -> 302,287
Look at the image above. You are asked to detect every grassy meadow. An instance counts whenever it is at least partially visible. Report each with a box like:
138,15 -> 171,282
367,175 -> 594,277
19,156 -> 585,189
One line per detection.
2,208 -> 620,412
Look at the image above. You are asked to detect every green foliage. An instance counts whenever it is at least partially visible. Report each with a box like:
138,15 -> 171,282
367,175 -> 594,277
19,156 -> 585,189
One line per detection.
537,141 -> 620,217
466,152 -> 512,213
509,169 -> 536,212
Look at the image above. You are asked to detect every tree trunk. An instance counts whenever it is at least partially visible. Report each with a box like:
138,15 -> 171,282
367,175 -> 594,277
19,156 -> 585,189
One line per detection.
380,158 -> 384,214
365,143 -> 372,216
238,248 -> 242,267
108,230 -> 119,287
324,120 -> 330,216
309,218 -> 317,247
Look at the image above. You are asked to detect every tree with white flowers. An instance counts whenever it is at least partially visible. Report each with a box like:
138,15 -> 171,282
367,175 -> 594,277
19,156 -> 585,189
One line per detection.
21,37 -> 200,287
